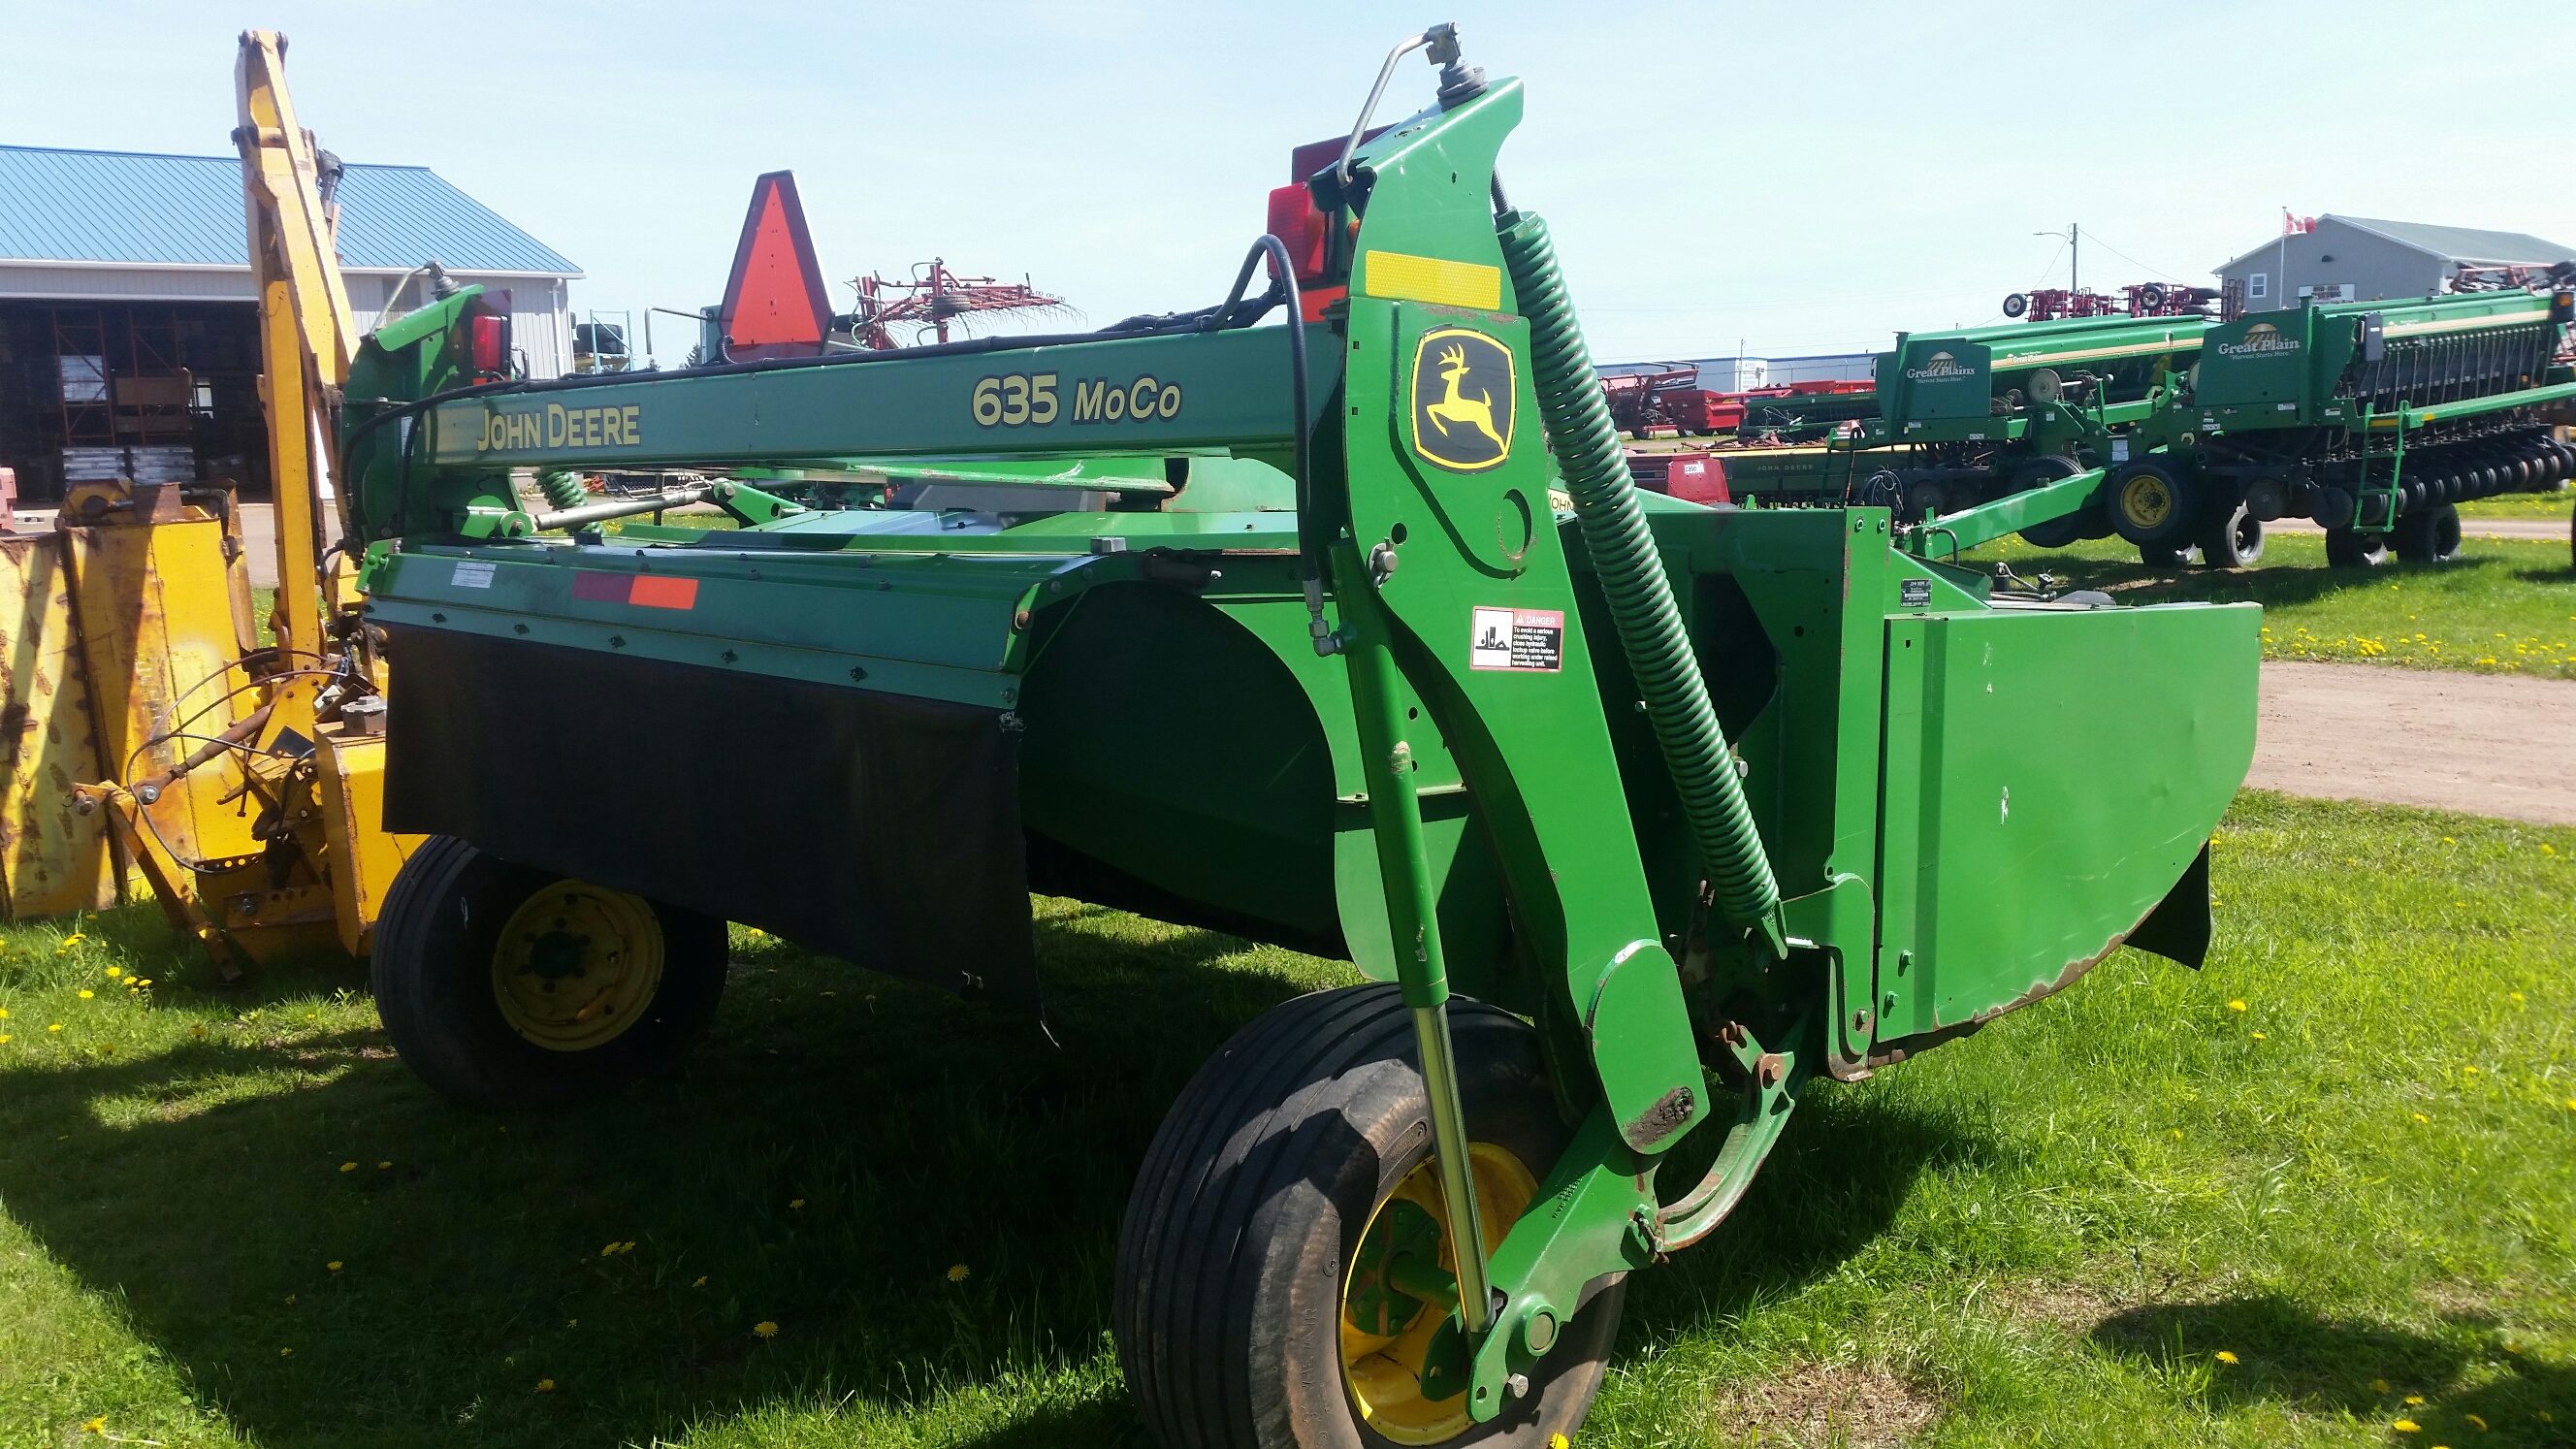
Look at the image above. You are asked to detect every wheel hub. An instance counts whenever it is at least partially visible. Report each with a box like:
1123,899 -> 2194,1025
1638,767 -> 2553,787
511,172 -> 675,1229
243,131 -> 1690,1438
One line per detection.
1339,1143 -> 1538,1445
491,882 -> 665,1052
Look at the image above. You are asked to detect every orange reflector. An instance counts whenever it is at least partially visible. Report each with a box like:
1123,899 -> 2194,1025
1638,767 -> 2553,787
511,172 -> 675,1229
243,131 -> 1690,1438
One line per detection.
629,576 -> 698,610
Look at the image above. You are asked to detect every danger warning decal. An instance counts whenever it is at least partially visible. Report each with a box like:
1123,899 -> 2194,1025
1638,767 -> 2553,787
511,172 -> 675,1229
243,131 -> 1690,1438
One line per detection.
1469,606 -> 1562,672
571,571 -> 699,610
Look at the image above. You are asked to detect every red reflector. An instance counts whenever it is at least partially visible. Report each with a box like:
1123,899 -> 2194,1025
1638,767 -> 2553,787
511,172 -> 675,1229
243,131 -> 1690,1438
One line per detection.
1265,184 -> 1329,283
570,571 -> 632,603
468,313 -> 506,376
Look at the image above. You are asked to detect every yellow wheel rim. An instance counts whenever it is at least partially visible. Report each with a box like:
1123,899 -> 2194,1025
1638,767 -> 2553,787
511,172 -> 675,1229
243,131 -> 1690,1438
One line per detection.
1339,1143 -> 1539,1445
2119,473 -> 2173,530
490,881 -> 664,1052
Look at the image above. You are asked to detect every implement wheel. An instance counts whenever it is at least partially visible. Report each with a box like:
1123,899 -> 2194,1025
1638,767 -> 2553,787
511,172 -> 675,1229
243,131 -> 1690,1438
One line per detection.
1115,985 -> 1622,1448
2394,503 -> 2463,564
2324,528 -> 2390,569
373,836 -> 727,1109
2012,454 -> 2089,548
2199,502 -> 2265,568
2107,460 -> 2198,549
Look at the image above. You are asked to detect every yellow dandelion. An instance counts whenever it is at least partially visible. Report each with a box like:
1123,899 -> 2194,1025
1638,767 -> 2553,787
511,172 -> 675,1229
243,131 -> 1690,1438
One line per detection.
535,1378 -> 556,1393
789,1199 -> 805,1210
326,1260 -> 342,1272
2227,999 -> 2247,1013
81,1418 -> 107,1434
2251,1032 -> 2266,1041
2171,1128 -> 2182,1140
0,1036 -> 11,1045
104,966 -> 119,979
280,1346 -> 293,1356
1551,1436 -> 1570,1449
285,1294 -> 297,1304
692,1275 -> 708,1289
2372,1379 -> 2390,1393
2394,1420 -> 2418,1433
2441,837 -> 2455,845
378,1161 -> 392,1170
2510,991 -> 2526,1003
63,933 -> 84,945
77,990 -> 92,999
2215,1350 -> 2238,1364
2414,1112 -> 2430,1123
191,1024 -> 206,1038
0,1008 -> 8,1017
48,1024 -> 62,1032
340,1162 -> 358,1173
2406,1396 -> 2426,1406
753,1321 -> 779,1338
2463,1065 -> 2480,1076
948,1263 -> 971,1282
2544,843 -> 2558,855
2466,1413 -> 2487,1430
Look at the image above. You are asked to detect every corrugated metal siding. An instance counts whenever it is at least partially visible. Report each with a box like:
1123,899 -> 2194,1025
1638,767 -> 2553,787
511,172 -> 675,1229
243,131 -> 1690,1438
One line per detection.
0,146 -> 579,275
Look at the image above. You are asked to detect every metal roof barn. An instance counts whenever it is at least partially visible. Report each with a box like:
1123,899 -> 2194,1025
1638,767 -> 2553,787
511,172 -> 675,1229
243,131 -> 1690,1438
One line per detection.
0,145 -> 581,501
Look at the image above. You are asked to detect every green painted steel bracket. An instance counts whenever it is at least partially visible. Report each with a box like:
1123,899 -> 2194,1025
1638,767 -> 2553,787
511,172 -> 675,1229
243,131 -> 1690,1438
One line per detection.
1445,1107 -> 1655,1412
1902,466 -> 2106,558
1786,872 -> 1878,1077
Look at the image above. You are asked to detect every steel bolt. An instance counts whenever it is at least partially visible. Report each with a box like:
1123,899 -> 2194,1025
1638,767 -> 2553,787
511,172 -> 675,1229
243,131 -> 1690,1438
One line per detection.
136,785 -> 161,804
1755,1052 -> 1785,1089
1505,1373 -> 1530,1400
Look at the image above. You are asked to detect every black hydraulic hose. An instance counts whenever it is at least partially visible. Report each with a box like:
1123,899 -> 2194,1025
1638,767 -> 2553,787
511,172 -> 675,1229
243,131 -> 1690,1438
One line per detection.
1209,236 -> 1319,598
1496,207 -> 1785,944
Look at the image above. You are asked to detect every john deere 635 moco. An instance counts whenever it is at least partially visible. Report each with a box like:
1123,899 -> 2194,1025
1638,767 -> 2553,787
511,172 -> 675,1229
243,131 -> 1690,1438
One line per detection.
338,28 -> 2257,1446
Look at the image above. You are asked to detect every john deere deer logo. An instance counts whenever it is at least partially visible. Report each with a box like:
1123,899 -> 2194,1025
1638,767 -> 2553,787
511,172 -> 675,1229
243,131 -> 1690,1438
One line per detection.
1410,327 -> 1515,472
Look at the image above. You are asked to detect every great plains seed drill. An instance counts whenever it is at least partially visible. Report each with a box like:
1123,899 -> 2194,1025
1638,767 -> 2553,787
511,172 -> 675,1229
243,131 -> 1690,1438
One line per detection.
2085,286 -> 2576,566
1709,312 -> 2206,523
341,28 -> 2257,1446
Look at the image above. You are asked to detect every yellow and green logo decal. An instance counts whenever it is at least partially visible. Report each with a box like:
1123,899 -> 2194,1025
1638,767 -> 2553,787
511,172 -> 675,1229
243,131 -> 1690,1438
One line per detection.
1408,327 -> 1515,473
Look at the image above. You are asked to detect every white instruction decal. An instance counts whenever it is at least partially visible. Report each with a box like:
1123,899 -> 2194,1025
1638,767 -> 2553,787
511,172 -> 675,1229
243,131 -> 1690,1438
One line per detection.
1469,606 -> 1563,672
449,560 -> 497,589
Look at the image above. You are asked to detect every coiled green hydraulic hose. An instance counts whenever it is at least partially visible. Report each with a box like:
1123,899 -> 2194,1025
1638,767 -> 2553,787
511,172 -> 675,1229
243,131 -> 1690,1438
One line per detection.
1497,209 -> 1785,943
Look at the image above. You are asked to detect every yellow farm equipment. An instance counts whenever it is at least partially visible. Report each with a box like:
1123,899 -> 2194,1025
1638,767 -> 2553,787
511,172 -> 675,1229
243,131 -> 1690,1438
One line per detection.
0,31 -> 416,972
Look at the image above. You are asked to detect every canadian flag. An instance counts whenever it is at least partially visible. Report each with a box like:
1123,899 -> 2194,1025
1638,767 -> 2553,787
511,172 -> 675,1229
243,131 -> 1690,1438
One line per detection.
2282,209 -> 2318,235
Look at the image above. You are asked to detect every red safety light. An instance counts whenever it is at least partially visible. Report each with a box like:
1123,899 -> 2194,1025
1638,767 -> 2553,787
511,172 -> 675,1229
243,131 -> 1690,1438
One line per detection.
467,312 -> 507,377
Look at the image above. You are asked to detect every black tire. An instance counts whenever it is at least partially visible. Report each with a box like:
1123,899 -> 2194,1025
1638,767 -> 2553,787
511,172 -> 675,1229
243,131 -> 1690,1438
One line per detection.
2324,528 -> 2391,568
2107,460 -> 2199,547
2010,454 -> 2089,547
373,835 -> 728,1110
2394,503 -> 2463,564
2200,501 -> 2265,567
1116,985 -> 1622,1449
2139,542 -> 2198,567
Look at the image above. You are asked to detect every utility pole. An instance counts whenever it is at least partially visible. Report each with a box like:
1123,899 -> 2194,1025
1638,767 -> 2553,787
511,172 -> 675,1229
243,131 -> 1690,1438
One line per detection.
2070,221 -> 2078,296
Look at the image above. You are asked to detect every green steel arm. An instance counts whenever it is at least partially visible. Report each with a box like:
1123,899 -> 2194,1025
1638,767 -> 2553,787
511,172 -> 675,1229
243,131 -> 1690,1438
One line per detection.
1901,466 -> 2106,558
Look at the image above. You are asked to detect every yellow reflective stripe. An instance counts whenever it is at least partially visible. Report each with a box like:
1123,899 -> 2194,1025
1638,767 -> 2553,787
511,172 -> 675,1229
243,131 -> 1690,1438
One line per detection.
1362,250 -> 1503,310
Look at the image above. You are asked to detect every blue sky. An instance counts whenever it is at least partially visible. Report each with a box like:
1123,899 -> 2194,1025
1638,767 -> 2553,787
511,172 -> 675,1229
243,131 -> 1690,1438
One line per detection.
7,1 -> 2572,367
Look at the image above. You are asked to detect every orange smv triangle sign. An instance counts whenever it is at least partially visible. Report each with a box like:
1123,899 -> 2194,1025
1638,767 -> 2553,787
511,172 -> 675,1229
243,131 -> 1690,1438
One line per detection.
718,171 -> 834,361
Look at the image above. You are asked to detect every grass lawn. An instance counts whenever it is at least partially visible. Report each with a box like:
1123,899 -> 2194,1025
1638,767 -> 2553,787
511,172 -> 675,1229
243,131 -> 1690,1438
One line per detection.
2458,493 -> 2576,521
1,790 -> 2569,1447
1966,533 -> 2576,679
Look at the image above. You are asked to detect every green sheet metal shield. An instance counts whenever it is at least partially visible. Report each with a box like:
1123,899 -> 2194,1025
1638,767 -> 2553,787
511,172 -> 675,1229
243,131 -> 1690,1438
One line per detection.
1409,326 -> 1515,472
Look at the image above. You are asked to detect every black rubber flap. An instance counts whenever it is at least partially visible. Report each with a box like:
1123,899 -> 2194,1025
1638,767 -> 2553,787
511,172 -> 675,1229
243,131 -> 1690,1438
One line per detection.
382,628 -> 1037,1010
